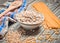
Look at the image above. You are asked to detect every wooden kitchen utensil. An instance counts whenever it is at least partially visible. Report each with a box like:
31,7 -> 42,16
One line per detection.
32,2 -> 60,29
0,0 -> 22,18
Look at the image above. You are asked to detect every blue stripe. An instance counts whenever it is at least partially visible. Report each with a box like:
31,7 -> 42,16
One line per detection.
0,26 -> 3,32
0,17 -> 7,32
10,12 -> 16,19
18,0 -> 26,12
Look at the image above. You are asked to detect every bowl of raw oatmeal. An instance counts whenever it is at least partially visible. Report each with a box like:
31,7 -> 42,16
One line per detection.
16,11 -> 44,30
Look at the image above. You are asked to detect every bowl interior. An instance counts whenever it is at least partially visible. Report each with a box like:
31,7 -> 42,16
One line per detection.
15,11 -> 44,25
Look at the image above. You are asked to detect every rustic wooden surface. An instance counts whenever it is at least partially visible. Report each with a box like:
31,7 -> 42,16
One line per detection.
0,0 -> 60,43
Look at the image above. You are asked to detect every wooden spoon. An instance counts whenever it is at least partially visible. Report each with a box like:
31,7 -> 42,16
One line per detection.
0,0 -> 22,18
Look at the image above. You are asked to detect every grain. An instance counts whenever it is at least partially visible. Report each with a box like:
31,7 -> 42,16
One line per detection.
5,31 -> 22,43
17,11 -> 41,24
23,37 -> 36,43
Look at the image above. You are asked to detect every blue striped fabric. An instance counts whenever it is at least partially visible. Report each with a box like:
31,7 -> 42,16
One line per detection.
0,0 -> 27,31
